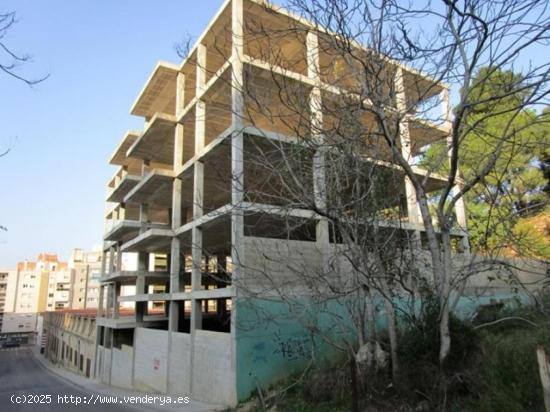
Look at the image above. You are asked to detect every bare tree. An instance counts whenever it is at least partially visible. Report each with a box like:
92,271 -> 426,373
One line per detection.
0,10 -> 48,85
223,0 -> 550,366
1,9 -> 47,232
177,1 -> 549,407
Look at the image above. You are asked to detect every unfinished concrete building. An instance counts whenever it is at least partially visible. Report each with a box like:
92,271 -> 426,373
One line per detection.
96,0 -> 468,405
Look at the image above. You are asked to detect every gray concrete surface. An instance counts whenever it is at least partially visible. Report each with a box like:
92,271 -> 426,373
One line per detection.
0,346 -> 135,411
0,346 -> 221,412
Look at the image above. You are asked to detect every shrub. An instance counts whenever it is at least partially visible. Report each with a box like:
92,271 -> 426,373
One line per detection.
467,323 -> 550,411
398,293 -> 479,404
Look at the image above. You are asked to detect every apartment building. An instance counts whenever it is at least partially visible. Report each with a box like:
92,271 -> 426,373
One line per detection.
96,0 -> 469,405
2,252 -> 109,343
0,270 -> 17,333
69,248 -> 103,309
0,269 -> 37,342
15,254 -> 71,312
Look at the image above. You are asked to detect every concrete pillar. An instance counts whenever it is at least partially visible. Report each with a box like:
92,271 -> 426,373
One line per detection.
188,42 -> 208,335
119,202 -> 126,220
175,125 -> 185,164
136,275 -> 146,294
176,72 -> 185,117
307,30 -> 320,79
196,44 -> 207,152
196,43 -> 207,96
169,75 -> 185,331
191,227 -> 203,331
105,283 -> 113,317
93,326 -> 100,379
195,101 -> 206,152
453,191 -> 467,230
307,31 -> 329,246
142,158 -> 150,175
139,203 -> 149,234
443,86 -> 469,253
193,162 -> 204,219
395,68 -> 422,245
231,0 -> 245,284
190,158 -> 204,331
313,150 -> 329,244
111,282 -> 120,319
108,247 -> 115,274
169,238 -> 181,331
115,242 -> 123,272
137,251 -> 149,272
135,275 -> 146,323
453,187 -> 470,253
223,0 -> 245,385
97,284 -> 105,318
113,283 -> 120,319
100,250 -> 107,277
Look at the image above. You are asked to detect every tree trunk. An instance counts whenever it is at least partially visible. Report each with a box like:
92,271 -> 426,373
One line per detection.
439,304 -> 451,366
350,351 -> 360,412
380,280 -> 400,383
415,190 -> 452,365
357,287 -> 367,347
365,287 -> 377,370
439,230 -> 454,365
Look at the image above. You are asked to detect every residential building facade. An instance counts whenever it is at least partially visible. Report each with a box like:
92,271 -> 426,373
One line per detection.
69,248 -> 103,309
42,309 -> 97,378
15,254 -> 71,312
0,269 -> 33,342
0,270 -> 16,330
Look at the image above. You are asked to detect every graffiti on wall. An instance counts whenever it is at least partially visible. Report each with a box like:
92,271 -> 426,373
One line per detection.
249,331 -> 313,364
272,333 -> 312,361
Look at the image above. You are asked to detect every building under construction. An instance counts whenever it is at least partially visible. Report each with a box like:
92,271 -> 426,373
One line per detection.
96,0 -> 468,405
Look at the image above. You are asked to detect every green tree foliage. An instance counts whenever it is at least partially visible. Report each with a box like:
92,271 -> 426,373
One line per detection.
422,67 -> 549,258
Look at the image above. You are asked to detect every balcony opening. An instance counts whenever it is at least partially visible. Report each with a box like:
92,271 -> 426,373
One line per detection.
199,298 -> 232,333
113,329 -> 134,349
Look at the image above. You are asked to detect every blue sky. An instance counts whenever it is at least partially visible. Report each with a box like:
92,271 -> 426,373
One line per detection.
0,1 -> 224,266
0,1 -> 547,267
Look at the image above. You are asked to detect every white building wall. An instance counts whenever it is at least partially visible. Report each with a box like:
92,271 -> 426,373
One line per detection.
2,270 -> 18,312
1,313 -> 37,334
15,270 -> 42,313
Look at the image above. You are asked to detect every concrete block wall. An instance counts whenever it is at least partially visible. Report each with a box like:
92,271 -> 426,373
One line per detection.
192,330 -> 236,405
111,344 -> 133,389
242,237 -> 325,292
96,327 -> 237,405
168,332 -> 191,395
133,327 -> 168,393
102,348 -> 111,383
